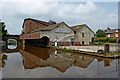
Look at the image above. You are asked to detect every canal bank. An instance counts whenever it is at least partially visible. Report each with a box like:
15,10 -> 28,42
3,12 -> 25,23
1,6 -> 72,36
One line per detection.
51,46 -> 120,59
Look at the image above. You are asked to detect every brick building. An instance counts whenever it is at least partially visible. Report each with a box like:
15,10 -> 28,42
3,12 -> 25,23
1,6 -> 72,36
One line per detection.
20,18 -> 94,46
22,18 -> 51,34
105,27 -> 120,42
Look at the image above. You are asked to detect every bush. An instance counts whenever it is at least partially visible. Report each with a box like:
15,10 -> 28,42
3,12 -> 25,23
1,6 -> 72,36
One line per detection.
108,38 -> 117,42
94,38 -> 107,42
94,39 -> 98,42
92,37 -> 94,43
94,38 -> 117,43
99,38 -> 107,42
95,42 -> 104,45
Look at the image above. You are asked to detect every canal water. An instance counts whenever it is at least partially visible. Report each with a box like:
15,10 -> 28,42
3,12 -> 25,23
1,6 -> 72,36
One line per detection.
1,44 -> 119,78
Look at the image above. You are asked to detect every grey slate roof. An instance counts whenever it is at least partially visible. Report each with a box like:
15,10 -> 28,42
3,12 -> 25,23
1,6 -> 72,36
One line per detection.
30,22 -> 72,33
70,24 -> 94,34
105,30 -> 115,34
105,29 -> 120,34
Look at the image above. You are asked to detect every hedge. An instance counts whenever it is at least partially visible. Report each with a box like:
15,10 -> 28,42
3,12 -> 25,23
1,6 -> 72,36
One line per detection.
99,38 -> 107,42
94,38 -> 107,42
108,38 -> 117,42
94,38 -> 117,43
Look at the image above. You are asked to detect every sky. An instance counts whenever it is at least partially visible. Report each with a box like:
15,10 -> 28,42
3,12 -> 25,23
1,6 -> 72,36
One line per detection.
0,1 -> 118,35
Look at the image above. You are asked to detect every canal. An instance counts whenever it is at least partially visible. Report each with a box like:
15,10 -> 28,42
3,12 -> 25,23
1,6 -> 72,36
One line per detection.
1,44 -> 119,78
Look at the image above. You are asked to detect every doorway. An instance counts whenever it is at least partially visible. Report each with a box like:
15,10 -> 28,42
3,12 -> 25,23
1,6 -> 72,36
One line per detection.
71,38 -> 74,46
82,41 -> 84,45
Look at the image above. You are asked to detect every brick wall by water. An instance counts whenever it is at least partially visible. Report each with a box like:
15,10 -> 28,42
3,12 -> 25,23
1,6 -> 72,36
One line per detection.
20,32 -> 40,39
23,20 -> 48,34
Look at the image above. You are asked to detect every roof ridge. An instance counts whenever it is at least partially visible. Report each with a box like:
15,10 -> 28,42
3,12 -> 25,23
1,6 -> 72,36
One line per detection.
25,18 -> 50,26
71,24 -> 86,27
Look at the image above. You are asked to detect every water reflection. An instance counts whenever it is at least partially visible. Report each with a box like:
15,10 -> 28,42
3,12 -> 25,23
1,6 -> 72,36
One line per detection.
7,45 -> 17,49
2,44 -> 119,78
19,45 -> 116,73
2,54 -> 7,67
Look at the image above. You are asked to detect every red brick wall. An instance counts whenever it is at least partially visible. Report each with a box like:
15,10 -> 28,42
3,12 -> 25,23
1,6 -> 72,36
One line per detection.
58,42 -> 72,46
20,32 -> 40,39
106,33 -> 120,38
106,34 -> 108,37
24,20 -> 47,34
118,33 -> 120,42
113,33 -> 116,38
105,34 -> 114,37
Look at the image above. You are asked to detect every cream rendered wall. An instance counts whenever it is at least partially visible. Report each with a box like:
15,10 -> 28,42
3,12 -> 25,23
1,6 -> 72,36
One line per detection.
51,23 -> 74,42
39,23 -> 74,42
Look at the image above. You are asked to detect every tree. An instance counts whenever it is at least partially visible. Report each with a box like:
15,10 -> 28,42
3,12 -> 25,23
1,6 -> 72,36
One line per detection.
96,29 -> 105,38
0,22 -> 8,38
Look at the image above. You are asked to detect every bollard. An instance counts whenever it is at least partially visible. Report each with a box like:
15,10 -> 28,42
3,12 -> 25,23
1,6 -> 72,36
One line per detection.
104,44 -> 109,53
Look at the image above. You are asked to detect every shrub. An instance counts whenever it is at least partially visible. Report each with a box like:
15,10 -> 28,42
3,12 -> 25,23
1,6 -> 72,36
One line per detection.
95,42 -> 104,45
108,38 -> 117,42
99,38 -> 107,42
94,38 -> 117,43
94,39 -> 98,42
92,37 -> 94,43
94,38 -> 107,42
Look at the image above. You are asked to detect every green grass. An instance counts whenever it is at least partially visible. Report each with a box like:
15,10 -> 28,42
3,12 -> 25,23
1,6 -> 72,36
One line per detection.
51,46 -> 120,57
105,51 -> 120,56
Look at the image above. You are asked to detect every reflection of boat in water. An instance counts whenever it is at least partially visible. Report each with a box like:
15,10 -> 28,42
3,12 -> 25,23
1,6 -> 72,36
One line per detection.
19,45 -> 95,72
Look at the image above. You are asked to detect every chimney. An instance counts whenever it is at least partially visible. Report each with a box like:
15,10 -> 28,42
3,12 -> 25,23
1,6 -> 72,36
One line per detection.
48,20 -> 56,24
107,27 -> 110,30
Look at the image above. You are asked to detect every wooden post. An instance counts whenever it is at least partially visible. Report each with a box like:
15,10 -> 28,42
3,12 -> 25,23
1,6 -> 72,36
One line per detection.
104,44 -> 109,52
23,39 -> 25,50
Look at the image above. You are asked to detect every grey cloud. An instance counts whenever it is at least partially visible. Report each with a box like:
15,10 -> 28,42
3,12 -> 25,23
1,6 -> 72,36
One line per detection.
1,2 -> 118,35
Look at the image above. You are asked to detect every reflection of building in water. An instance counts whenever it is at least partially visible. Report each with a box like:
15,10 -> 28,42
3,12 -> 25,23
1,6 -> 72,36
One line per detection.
19,45 -> 94,72
24,45 -> 51,60
20,49 -> 75,72
96,57 -> 103,62
74,56 -> 94,68
104,60 -> 110,66
97,57 -> 111,67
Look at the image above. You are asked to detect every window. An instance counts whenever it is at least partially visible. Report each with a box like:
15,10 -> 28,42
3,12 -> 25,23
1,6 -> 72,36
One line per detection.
115,30 -> 118,32
74,31 -> 76,34
82,33 -> 84,37
116,33 -> 118,37
82,41 -> 84,45
108,34 -> 110,37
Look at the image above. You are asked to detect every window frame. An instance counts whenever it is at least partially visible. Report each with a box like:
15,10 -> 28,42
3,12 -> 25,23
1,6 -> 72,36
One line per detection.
108,34 -> 110,37
115,33 -> 118,37
82,33 -> 84,37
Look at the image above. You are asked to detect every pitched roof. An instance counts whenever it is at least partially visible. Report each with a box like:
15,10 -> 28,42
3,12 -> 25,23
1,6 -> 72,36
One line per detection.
105,28 -> 120,34
105,29 -> 115,34
22,18 -> 51,28
71,24 -> 86,31
70,24 -> 94,34
31,22 -> 63,32
25,18 -> 51,26
38,22 -> 62,30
